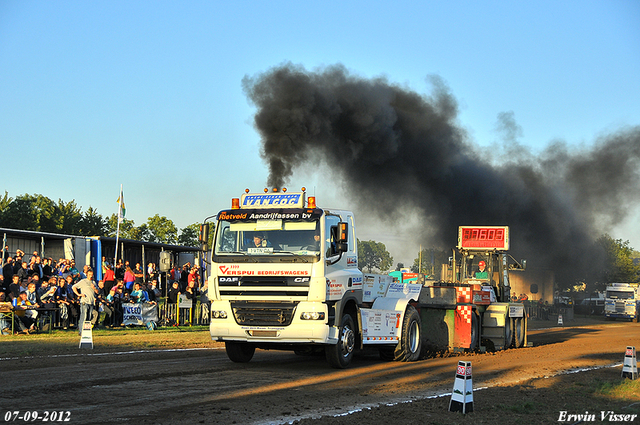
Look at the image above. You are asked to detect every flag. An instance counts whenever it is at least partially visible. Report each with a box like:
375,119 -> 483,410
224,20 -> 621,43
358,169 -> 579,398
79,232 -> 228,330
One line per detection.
117,187 -> 126,223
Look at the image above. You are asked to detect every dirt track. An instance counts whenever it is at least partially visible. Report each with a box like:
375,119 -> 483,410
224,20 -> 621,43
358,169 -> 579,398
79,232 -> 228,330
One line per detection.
2,317 -> 639,424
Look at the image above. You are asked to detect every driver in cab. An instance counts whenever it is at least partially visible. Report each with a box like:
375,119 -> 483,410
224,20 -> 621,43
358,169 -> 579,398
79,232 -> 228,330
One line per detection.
475,260 -> 488,279
248,233 -> 271,250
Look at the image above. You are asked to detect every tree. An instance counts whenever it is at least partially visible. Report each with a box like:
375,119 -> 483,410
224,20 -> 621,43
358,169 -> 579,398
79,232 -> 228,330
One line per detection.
146,214 -> 178,244
596,234 -> 640,285
79,207 -> 107,236
0,193 -> 87,234
0,194 -> 41,231
411,248 -> 450,278
178,222 -> 202,247
132,223 -> 152,242
0,191 -> 12,213
105,214 -> 138,239
55,199 -> 83,234
357,239 -> 393,273
0,191 -> 14,225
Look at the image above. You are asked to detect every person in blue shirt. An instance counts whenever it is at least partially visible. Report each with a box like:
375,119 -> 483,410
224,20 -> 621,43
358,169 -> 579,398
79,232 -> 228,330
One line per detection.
130,283 -> 149,303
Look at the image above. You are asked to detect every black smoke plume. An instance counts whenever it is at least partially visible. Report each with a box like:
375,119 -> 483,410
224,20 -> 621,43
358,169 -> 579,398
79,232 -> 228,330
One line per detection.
243,63 -> 640,286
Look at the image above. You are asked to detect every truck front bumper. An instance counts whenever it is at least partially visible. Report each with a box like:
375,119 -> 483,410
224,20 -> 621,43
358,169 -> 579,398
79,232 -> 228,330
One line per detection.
606,313 -> 636,319
209,300 -> 334,344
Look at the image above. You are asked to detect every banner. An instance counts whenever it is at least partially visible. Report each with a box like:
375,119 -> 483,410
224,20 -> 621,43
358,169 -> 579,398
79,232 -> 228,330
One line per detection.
122,303 -> 159,326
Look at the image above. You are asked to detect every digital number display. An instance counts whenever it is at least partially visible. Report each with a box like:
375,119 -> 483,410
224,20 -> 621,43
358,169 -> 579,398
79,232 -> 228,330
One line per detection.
458,226 -> 509,250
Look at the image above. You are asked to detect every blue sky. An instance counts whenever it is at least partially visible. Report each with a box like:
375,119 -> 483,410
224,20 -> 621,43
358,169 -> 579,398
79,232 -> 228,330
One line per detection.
1,1 -> 639,261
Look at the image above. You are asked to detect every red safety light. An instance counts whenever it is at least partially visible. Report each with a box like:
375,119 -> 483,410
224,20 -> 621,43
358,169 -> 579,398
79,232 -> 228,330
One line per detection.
231,198 -> 240,209
308,196 -> 316,209
245,188 -> 250,193
272,187 -> 278,192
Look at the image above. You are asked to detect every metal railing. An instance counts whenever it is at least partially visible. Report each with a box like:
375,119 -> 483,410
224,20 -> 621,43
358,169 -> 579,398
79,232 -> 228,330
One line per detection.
157,298 -> 211,326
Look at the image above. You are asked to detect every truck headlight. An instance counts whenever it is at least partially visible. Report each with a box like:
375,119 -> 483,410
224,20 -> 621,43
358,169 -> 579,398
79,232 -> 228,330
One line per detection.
300,311 -> 325,320
212,310 -> 228,319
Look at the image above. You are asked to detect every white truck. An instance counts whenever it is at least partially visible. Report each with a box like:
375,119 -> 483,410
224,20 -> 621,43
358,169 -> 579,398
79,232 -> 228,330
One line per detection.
203,190 -> 528,368
604,283 -> 640,322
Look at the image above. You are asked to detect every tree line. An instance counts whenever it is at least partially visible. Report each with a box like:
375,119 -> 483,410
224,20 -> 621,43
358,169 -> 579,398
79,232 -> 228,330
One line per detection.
0,192 -> 200,247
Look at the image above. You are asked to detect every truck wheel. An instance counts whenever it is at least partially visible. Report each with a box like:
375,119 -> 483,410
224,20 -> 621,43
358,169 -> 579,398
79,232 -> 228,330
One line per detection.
394,305 -> 422,362
225,342 -> 255,363
325,314 -> 356,369
514,317 -> 525,348
504,317 -> 514,349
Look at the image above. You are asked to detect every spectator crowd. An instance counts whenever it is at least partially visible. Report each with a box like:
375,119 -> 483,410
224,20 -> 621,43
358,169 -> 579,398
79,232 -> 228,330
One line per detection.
0,247 -> 207,335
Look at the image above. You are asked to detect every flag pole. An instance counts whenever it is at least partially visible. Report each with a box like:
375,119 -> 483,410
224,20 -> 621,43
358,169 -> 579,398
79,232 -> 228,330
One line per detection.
115,184 -> 123,264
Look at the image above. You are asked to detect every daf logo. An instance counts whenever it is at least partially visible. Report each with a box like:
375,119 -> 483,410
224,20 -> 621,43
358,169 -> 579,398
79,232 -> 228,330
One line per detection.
219,277 -> 239,283
294,277 -> 310,283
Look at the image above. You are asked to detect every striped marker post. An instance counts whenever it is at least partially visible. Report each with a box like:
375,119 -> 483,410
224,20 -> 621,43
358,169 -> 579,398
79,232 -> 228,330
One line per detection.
622,346 -> 638,380
449,360 -> 473,414
79,321 -> 93,349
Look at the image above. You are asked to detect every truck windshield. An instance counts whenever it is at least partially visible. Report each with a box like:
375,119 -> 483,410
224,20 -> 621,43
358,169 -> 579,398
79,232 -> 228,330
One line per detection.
214,212 -> 322,258
606,290 -> 634,300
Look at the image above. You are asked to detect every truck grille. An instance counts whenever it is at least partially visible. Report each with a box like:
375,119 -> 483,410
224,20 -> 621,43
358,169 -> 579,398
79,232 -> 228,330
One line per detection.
230,301 -> 298,326
218,276 -> 310,298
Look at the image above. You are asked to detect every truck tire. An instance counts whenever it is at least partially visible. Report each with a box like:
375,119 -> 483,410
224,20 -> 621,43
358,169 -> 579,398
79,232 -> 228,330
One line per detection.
394,306 -> 422,362
514,317 -> 525,348
504,317 -> 514,349
225,342 -> 255,363
325,314 -> 356,369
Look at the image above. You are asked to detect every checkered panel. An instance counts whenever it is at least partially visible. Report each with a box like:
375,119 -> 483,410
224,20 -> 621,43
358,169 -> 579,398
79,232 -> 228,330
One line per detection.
456,287 -> 472,303
456,305 -> 472,324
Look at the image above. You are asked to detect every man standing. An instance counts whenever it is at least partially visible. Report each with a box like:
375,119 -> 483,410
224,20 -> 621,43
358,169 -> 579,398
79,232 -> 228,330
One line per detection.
73,269 -> 98,334
2,257 -> 14,283
133,263 -> 144,285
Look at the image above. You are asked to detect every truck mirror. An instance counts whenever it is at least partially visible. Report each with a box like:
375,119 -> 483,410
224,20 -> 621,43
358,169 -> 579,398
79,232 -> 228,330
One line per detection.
335,222 -> 348,253
200,223 -> 209,251
521,259 -> 527,270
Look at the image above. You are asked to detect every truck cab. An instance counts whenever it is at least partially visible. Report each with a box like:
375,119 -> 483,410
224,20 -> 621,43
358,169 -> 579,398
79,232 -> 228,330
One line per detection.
605,283 -> 640,322
205,190 -> 422,368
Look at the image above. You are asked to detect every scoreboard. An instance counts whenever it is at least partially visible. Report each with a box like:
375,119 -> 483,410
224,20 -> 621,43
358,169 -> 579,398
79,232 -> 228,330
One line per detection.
457,226 -> 509,250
